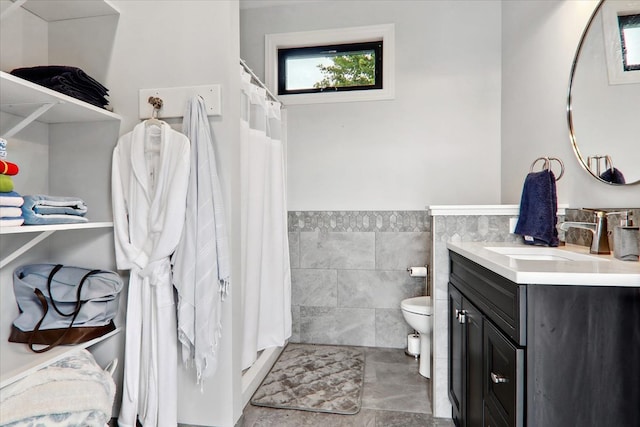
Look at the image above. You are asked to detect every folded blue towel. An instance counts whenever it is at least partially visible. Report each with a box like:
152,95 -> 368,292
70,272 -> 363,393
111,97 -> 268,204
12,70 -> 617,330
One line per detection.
23,194 -> 87,216
600,168 -> 626,184
21,195 -> 89,225
0,191 -> 24,207
33,203 -> 88,216
514,170 -> 559,247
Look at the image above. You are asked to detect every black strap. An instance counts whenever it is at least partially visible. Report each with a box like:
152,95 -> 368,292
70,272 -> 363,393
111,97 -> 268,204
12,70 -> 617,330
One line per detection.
47,264 -> 103,317
28,265 -> 104,353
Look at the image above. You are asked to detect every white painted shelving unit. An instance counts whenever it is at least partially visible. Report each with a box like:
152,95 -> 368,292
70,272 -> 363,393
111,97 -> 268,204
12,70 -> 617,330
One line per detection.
0,0 -> 122,389
0,71 -> 121,136
0,327 -> 122,389
0,222 -> 115,269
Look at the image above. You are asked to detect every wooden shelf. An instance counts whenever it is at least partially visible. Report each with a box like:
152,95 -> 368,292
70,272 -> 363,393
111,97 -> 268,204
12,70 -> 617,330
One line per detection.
0,327 -> 122,389
15,0 -> 119,22
0,72 -> 121,124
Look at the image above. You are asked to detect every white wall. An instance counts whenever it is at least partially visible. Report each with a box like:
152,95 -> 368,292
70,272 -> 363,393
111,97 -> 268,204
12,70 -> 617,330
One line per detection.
241,0 -> 503,211
97,2 -> 242,424
501,0 -> 638,207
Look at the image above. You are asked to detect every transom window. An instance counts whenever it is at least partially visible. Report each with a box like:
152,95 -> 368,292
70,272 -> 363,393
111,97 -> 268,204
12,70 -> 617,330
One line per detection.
277,41 -> 383,95
265,24 -> 395,105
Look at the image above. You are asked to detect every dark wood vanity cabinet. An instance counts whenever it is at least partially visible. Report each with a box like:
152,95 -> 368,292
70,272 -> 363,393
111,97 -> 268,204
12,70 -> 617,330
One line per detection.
448,250 -> 640,427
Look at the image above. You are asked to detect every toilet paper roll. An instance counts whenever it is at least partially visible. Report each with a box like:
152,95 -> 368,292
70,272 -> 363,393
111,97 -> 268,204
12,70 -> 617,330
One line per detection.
407,334 -> 421,355
407,266 -> 427,278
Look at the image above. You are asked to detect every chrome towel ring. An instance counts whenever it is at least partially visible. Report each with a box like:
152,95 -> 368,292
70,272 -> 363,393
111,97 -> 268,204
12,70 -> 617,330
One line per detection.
530,157 -> 564,181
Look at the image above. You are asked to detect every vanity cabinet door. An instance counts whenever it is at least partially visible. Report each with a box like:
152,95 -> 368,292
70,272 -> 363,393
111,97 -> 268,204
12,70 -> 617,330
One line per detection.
483,321 -> 524,427
449,285 -> 464,426
484,403 -> 507,427
465,297 -> 484,427
449,284 -> 484,427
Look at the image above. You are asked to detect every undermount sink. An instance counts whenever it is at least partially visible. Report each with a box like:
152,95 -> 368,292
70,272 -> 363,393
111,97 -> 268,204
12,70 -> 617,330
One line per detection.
485,246 -> 609,262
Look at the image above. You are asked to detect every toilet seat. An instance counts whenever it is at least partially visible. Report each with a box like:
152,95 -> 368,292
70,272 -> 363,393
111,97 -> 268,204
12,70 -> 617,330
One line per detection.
401,296 -> 432,316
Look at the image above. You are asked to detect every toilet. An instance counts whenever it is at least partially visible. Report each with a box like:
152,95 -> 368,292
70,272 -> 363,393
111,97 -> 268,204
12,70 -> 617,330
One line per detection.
401,296 -> 432,378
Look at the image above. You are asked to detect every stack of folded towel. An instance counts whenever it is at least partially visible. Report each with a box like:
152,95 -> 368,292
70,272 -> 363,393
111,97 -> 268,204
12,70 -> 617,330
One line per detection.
0,191 -> 25,227
10,66 -> 110,109
21,194 -> 89,225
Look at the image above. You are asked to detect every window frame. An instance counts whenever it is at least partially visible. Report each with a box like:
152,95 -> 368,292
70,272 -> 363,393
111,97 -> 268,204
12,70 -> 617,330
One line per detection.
277,41 -> 383,95
602,1 -> 640,85
265,24 -> 395,105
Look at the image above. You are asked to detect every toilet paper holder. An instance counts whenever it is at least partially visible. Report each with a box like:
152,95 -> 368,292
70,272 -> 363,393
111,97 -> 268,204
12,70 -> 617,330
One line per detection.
407,265 -> 428,278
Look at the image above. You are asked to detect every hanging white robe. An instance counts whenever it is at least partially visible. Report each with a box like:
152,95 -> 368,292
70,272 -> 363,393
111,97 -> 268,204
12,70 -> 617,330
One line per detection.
112,122 -> 190,427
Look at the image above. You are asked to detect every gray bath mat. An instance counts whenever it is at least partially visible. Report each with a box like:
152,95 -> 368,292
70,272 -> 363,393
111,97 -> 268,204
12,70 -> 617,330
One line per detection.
250,343 -> 365,415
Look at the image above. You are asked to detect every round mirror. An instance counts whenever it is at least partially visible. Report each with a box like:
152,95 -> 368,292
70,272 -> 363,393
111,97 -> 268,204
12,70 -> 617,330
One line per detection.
568,0 -> 640,185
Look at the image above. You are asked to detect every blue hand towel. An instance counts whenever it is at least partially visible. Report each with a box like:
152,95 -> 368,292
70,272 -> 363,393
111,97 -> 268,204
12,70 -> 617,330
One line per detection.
21,195 -> 89,225
599,168 -> 626,184
514,170 -> 559,247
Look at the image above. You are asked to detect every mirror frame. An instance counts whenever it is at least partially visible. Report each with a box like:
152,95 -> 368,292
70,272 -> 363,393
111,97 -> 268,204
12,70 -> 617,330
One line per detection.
567,0 -> 640,186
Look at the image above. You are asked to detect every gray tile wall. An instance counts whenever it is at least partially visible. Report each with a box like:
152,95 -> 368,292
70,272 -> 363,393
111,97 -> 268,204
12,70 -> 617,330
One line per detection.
288,211 -> 430,349
430,213 -> 521,417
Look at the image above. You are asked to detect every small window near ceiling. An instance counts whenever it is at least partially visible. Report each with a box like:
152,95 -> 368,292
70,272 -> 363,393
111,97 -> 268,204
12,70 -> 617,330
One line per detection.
266,24 -> 395,104
618,14 -> 640,71
277,41 -> 383,95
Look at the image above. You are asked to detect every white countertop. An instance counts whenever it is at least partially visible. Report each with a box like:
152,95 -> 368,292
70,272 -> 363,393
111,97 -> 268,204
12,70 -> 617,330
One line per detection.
447,242 -> 640,286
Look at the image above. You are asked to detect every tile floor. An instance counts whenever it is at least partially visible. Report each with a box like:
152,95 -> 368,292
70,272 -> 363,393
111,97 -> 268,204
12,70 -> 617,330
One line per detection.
239,346 -> 455,427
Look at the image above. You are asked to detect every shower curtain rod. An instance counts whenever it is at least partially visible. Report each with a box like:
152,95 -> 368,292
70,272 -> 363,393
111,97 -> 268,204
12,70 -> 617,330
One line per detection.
240,58 -> 281,104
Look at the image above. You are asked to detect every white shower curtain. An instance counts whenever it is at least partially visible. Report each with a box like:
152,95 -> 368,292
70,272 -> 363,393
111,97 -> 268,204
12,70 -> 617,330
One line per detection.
240,67 -> 291,370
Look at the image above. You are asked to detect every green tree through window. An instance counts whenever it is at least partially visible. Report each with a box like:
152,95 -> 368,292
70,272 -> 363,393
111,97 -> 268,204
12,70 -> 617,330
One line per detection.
314,52 -> 376,89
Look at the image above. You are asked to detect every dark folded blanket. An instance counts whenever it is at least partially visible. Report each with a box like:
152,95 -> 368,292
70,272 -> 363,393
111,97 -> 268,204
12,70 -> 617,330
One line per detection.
10,66 -> 109,108
44,84 -> 107,108
514,170 -> 559,247
51,74 -> 108,98
11,66 -> 108,93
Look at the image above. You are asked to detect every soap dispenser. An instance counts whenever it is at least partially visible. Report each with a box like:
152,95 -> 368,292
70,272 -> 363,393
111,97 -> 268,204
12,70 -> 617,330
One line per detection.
610,211 -> 639,261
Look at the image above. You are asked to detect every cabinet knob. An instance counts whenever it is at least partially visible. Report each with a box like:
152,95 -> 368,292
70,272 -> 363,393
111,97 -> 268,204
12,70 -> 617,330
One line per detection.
455,309 -> 467,324
490,372 -> 509,384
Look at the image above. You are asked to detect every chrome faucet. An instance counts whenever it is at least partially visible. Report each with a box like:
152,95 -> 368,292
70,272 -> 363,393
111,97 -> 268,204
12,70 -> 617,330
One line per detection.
560,210 -> 610,254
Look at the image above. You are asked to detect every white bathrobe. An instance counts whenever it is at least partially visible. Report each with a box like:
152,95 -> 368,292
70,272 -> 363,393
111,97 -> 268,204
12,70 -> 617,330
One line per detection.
112,122 -> 190,427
